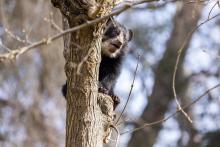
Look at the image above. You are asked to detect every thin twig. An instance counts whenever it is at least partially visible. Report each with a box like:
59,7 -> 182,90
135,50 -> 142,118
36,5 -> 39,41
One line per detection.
116,117 -> 131,126
5,28 -> 31,44
25,28 -> 32,43
208,1 -> 218,19
44,17 -> 63,32
110,125 -> 120,147
187,0 -> 212,3
121,83 -> 220,135
115,54 -> 141,125
44,12 -> 63,32
0,43 -> 12,52
172,13 -> 220,123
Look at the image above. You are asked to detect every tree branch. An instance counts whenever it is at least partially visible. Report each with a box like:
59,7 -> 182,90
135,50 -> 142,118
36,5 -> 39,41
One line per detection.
121,83 -> 220,135
0,0 -> 157,62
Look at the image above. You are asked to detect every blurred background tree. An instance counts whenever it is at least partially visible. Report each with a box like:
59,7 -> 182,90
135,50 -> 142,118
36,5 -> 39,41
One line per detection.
0,0 -> 219,147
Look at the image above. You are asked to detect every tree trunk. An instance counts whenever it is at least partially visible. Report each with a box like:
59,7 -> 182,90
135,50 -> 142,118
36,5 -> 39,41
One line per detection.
128,3 -> 203,147
51,1 -> 117,147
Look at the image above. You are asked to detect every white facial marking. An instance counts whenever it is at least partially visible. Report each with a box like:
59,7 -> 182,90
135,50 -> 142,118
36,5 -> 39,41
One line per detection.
101,32 -> 124,58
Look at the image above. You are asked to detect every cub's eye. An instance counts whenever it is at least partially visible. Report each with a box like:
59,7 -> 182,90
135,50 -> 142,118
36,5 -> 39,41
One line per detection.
104,26 -> 120,38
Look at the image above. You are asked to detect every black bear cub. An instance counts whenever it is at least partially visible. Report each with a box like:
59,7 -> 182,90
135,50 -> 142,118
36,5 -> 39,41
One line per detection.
62,19 -> 133,110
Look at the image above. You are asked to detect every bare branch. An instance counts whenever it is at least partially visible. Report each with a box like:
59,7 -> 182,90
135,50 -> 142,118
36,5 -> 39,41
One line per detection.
208,1 -> 218,19
172,13 -> 220,123
121,83 -> 220,135
44,12 -> 63,32
0,43 -> 12,52
110,125 -> 120,147
5,28 -> 31,44
115,54 -> 140,125
0,0 -> 157,62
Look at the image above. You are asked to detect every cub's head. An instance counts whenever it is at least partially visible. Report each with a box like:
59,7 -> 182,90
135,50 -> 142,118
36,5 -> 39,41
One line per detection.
101,19 -> 133,58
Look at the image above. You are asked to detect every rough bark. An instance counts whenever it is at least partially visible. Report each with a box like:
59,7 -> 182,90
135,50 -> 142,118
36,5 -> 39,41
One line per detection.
51,1 -> 117,147
128,3 -> 203,147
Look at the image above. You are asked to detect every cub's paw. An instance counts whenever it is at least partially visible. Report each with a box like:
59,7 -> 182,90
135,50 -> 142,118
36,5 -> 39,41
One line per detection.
110,95 -> 120,110
98,86 -> 109,95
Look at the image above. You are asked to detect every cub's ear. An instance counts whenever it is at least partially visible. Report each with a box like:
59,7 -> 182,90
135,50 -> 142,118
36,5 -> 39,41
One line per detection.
128,29 -> 133,41
103,18 -> 113,32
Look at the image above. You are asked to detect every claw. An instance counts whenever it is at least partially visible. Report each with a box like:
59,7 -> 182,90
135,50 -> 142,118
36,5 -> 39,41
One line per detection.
110,94 -> 120,110
99,86 -> 109,94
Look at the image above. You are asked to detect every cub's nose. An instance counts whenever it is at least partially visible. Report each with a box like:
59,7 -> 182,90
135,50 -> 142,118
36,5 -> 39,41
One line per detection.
112,40 -> 122,48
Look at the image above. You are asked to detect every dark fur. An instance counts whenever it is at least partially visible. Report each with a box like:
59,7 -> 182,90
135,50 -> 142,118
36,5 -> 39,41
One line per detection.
62,19 -> 132,109
98,54 -> 124,109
